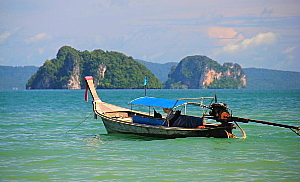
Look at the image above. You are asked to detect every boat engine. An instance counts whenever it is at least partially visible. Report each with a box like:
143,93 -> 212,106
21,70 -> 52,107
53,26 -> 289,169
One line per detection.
209,103 -> 231,122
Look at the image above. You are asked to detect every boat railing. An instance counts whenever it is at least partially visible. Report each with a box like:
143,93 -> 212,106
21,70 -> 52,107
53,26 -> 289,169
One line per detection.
177,97 -> 214,100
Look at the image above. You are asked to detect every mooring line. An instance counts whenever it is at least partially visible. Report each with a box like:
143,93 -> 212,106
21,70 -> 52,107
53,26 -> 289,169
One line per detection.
233,121 -> 247,139
66,112 -> 93,133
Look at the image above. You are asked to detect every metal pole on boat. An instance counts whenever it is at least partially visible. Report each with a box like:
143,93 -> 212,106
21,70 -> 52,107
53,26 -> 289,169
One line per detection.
230,117 -> 300,136
144,77 -> 147,96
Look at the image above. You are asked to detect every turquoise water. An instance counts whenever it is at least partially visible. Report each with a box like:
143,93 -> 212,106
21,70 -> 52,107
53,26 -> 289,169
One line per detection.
1,89 -> 299,181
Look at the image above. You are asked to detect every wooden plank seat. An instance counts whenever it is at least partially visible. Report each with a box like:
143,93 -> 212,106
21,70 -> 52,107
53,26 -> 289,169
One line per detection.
104,112 -> 129,118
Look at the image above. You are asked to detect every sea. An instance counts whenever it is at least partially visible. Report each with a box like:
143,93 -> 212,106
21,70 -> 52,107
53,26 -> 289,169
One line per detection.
1,89 -> 299,181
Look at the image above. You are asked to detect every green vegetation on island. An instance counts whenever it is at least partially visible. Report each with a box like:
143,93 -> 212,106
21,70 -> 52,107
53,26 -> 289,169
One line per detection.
164,55 -> 246,89
244,68 -> 300,89
26,46 -> 162,89
2,48 -> 300,90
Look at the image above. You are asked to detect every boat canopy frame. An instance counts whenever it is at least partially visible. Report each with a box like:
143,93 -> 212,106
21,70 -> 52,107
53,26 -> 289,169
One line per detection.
130,96 -> 214,108
129,96 -> 215,116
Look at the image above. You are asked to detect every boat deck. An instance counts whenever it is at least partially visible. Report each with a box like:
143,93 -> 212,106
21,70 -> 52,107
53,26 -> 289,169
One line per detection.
94,101 -> 151,122
94,101 -> 132,113
93,101 -> 222,128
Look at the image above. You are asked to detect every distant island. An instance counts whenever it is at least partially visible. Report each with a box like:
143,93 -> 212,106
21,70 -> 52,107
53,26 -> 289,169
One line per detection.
0,66 -> 38,90
243,68 -> 300,89
1,46 -> 300,90
136,60 -> 300,90
136,59 -> 177,83
163,55 -> 246,89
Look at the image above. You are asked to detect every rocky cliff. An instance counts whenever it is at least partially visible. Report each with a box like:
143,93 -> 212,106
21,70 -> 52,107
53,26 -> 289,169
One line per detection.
26,46 -> 162,89
164,55 -> 246,89
66,59 -> 81,89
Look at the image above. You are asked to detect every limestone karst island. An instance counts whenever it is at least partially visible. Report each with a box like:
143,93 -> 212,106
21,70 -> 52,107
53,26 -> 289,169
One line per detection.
26,46 -> 161,89
164,55 -> 246,89
26,46 -> 246,89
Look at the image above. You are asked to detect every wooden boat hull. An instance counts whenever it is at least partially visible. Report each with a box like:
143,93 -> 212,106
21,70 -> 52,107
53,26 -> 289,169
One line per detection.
85,76 -> 235,139
99,114 -> 234,139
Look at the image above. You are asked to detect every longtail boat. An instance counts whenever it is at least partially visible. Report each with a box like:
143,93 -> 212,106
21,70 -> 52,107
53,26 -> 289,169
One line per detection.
84,76 -> 299,139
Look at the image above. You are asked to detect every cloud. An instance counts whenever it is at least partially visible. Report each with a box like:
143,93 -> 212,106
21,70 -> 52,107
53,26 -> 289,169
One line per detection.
207,27 -> 244,45
25,33 -> 51,43
261,7 -> 274,16
220,32 -> 278,53
0,28 -> 21,44
281,46 -> 296,54
281,46 -> 296,61
0,31 -> 12,43
208,27 -> 237,39
210,32 -> 280,69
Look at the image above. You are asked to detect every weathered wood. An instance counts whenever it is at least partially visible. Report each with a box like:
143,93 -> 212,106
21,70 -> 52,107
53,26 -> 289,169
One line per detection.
85,76 -> 100,101
94,101 -> 149,116
100,116 -> 233,138
85,76 -> 236,139
91,100 -> 235,138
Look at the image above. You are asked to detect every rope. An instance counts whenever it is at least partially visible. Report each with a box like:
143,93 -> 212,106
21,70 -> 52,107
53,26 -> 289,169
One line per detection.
233,121 -> 247,139
66,112 -> 94,133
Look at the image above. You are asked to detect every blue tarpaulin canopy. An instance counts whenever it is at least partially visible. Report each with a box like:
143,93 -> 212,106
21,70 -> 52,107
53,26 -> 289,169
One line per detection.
130,96 -> 187,109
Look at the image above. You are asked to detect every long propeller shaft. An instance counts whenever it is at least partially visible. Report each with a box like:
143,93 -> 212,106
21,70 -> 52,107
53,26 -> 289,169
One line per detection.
231,117 -> 299,130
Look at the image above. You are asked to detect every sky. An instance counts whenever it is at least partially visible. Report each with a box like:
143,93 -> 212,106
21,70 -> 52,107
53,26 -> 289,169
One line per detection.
0,0 -> 299,71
